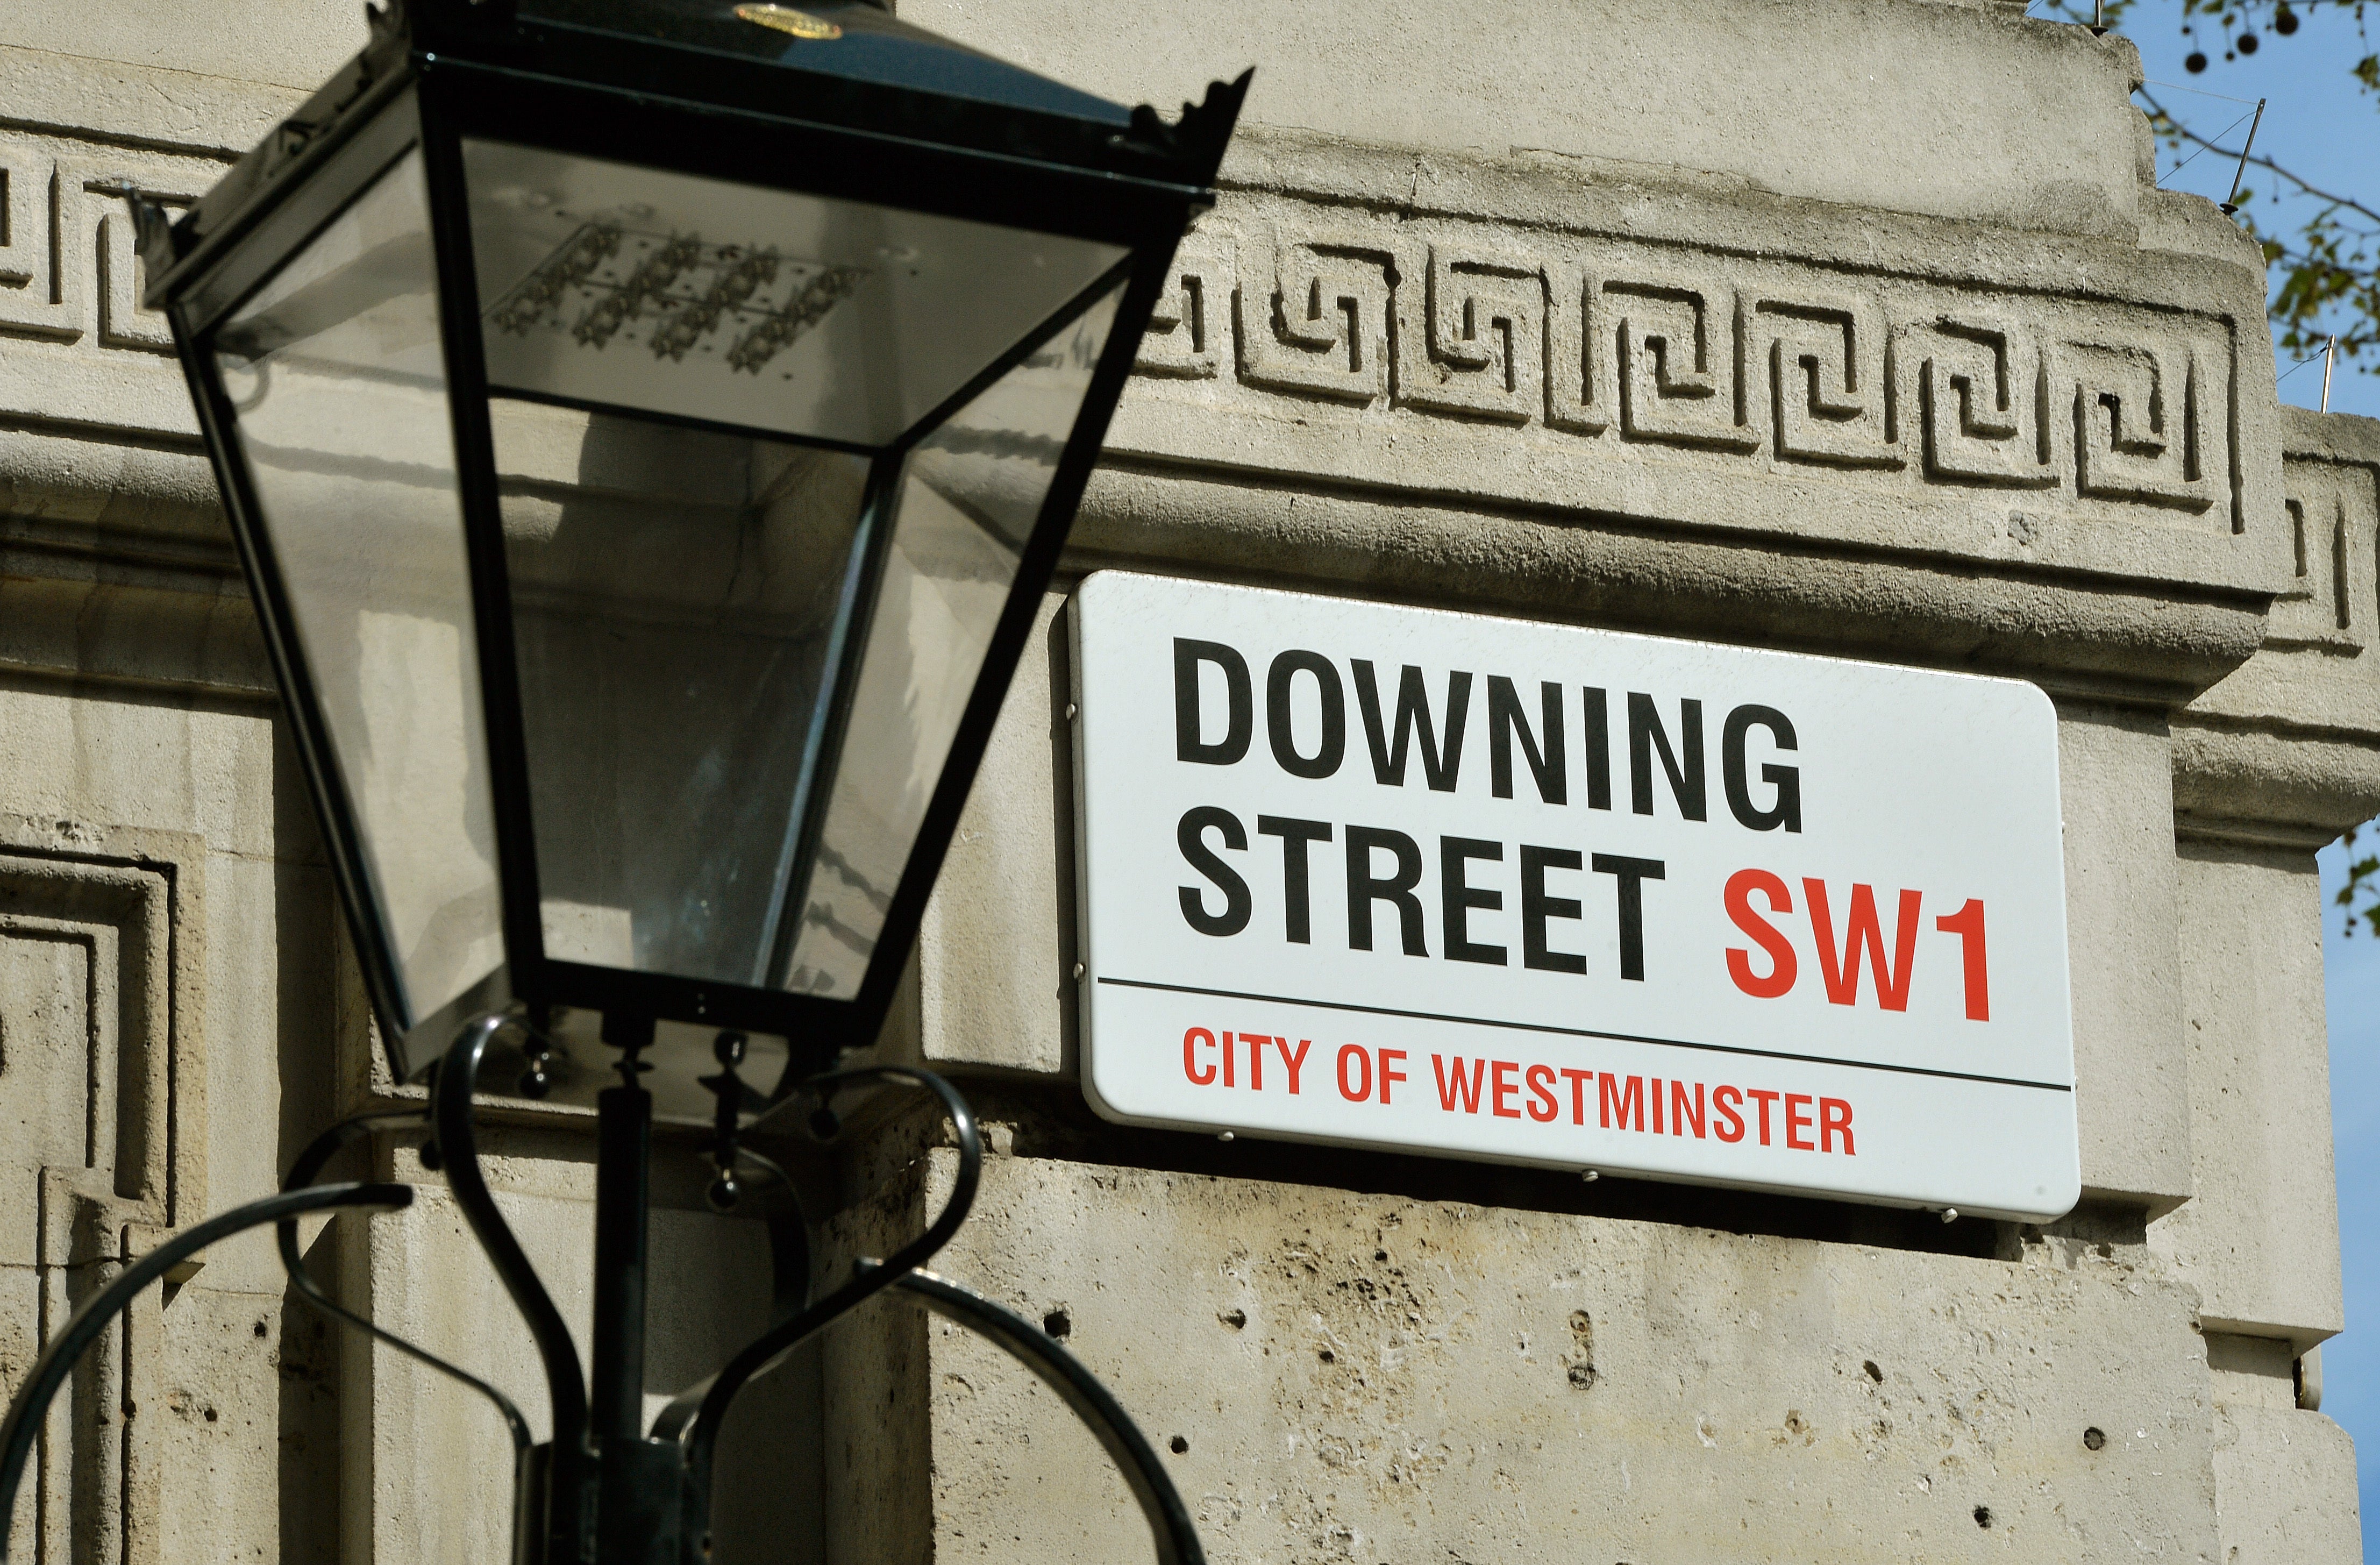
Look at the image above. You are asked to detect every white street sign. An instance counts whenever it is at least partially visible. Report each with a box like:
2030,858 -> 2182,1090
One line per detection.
1069,572 -> 2078,1221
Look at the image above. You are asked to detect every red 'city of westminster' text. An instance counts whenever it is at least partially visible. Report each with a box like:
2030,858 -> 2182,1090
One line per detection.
1178,1028 -> 1855,1154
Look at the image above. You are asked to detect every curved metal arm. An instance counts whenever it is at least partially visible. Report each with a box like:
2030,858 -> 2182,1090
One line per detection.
888,1268 -> 1205,1565
435,1014 -> 589,1446
0,1182 -> 413,1564
653,1066 -> 980,1462
276,1109 -> 532,1455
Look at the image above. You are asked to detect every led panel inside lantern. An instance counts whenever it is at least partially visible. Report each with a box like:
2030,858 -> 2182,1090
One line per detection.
462,140 -> 1128,447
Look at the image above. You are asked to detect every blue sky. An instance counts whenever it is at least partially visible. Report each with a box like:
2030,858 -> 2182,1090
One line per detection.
2320,836 -> 2380,1552
2107,2 -> 2380,1545
2048,0 -> 2380,1536
2046,0 -> 2380,418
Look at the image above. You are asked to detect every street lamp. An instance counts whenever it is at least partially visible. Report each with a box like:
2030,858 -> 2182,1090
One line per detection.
0,1 -> 1244,1561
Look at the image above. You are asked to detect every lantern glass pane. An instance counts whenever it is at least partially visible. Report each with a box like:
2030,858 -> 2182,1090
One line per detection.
462,139 -> 1128,449
212,149 -> 504,1025
784,280 -> 1124,997
493,400 -> 878,986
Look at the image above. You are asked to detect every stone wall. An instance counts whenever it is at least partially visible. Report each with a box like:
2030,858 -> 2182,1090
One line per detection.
0,0 -> 2367,1560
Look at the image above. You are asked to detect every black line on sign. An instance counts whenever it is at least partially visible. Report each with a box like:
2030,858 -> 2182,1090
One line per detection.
1093,976 -> 2073,1093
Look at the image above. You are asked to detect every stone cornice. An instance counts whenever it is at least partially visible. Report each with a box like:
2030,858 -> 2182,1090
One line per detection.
0,45 -> 301,160
0,61 -> 2300,714
1108,133 -> 2285,618
1223,125 -> 2270,302
2174,408 -> 2380,839
1068,465 -> 2267,707
1068,125 -> 2287,704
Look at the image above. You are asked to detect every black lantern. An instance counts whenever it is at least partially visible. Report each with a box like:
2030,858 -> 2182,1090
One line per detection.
0,5 -> 1244,1565
133,0 -> 1243,1106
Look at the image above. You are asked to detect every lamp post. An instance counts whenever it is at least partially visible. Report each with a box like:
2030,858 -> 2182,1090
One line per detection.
0,2 -> 1245,1561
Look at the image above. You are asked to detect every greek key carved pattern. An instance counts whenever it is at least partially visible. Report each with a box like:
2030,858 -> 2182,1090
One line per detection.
1137,211 -> 2242,525
1904,315 -> 2057,490
1235,227 -> 1398,402
2271,457 -> 2377,650
0,137 -> 208,355
1540,259 -> 1607,435
1406,245 -> 1542,424
1755,294 -> 1898,470
1135,236 -> 1226,381
1609,273 -> 1757,452
2068,338 -> 2214,513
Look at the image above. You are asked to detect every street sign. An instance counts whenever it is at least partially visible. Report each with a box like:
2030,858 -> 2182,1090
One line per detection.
1069,572 -> 2078,1221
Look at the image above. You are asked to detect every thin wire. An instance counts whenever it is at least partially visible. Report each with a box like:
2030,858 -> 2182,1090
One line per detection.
2168,108 -> 2258,175
2278,346 -> 2331,385
2139,79 -> 2264,105
2137,83 -> 2380,226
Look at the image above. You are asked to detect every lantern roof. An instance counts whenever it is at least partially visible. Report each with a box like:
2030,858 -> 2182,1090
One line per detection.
519,0 -> 1130,124
139,0 -> 1246,314
126,0 -> 1247,1096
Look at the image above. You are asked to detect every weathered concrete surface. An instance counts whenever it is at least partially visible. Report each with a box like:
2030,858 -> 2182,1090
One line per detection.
0,0 -> 2371,1558
2199,1328 -> 2362,1563
2151,846 -> 2343,1350
0,1 -> 362,95
2212,1399 -> 2362,1564
909,0 -> 2152,239
886,1150 -> 2225,1562
2057,705 -> 2193,1213
915,594 -> 1077,1078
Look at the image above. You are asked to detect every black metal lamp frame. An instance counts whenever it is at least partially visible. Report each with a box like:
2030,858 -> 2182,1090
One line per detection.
0,1016 -> 1205,1565
8,3 -> 1250,1562
131,0 -> 1246,1082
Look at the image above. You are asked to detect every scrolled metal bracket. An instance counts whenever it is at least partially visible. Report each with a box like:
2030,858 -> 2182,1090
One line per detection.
880,1267 -> 1207,1565
275,1106 -> 542,1557
0,1183 -> 417,1564
0,1014 -> 1206,1565
660,1065 -> 1206,1565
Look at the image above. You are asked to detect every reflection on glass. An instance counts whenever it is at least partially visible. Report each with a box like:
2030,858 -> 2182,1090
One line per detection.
493,400 -> 877,986
216,147 -> 503,1025
461,139 -> 1127,447
785,282 -> 1124,996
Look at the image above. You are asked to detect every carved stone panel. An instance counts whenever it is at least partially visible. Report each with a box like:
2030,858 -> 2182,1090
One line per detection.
0,823 -> 204,1565
0,922 -> 101,1189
